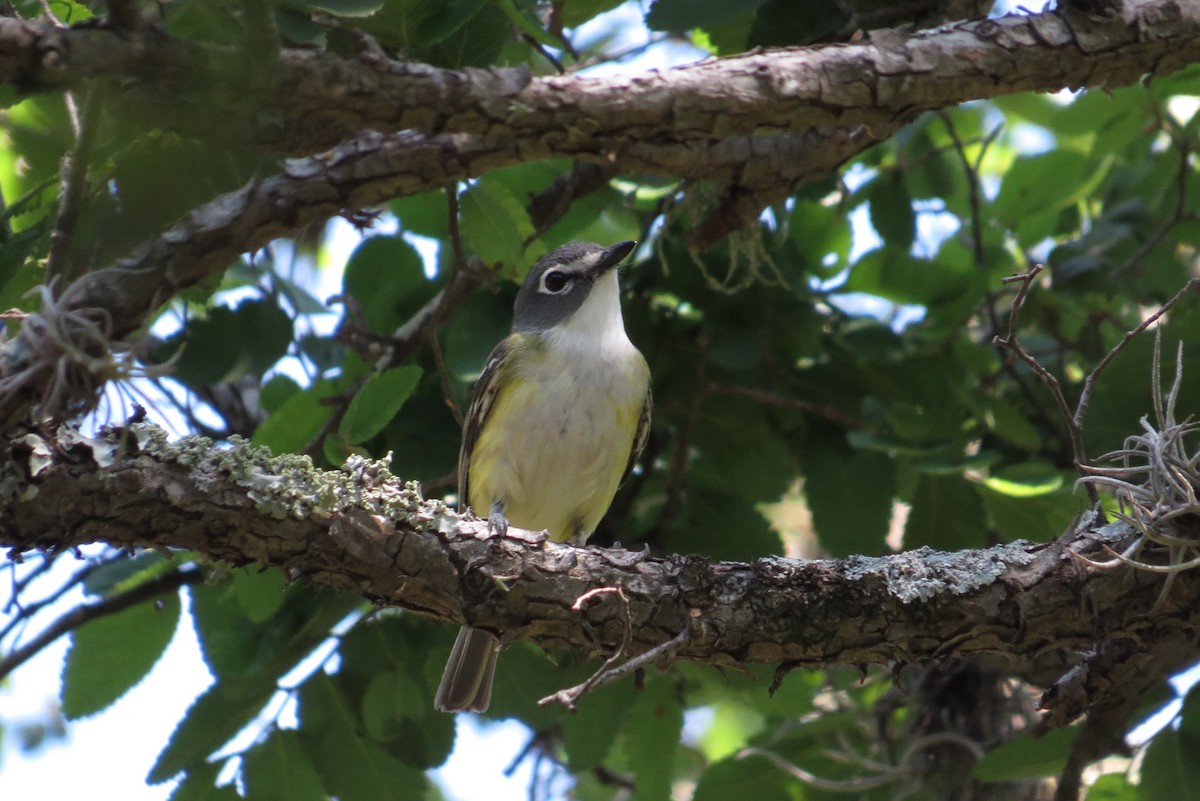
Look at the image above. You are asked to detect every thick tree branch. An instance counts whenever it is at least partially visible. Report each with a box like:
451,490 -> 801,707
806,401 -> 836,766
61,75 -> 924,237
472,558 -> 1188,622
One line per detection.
0,3 -> 1195,156
1,424 -> 1198,722
0,123 -> 897,426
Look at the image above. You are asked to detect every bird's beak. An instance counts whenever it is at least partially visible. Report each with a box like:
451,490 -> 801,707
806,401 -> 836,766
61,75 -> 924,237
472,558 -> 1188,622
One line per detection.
591,240 -> 637,278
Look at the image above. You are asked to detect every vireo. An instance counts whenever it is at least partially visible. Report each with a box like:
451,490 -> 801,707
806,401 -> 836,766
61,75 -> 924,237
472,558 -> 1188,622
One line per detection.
435,240 -> 652,713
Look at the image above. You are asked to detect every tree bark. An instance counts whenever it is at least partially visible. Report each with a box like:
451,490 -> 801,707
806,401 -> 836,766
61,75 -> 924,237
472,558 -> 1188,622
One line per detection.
2,424 -> 1197,725
0,3 -> 1196,156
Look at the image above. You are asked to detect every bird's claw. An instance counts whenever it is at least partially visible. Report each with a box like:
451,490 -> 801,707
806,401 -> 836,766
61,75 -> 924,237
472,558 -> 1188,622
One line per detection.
487,508 -> 509,538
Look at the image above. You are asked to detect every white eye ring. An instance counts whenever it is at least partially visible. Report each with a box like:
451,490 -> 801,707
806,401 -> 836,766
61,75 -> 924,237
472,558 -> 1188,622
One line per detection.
539,270 -> 572,295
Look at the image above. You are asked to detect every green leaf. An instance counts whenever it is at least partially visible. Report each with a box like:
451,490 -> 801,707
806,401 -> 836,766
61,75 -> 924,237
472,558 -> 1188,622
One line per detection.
993,150 -> 1090,243
981,399 -> 1042,451
150,677 -> 276,783
232,569 -> 287,624
1138,727 -> 1200,801
62,589 -> 181,719
252,379 -> 338,455
491,0 -> 558,49
904,474 -> 988,550
417,0 -> 490,44
191,577 -> 357,681
166,761 -> 241,801
869,172 -> 915,252
294,0 -> 384,15
646,0 -> 771,32
298,674 -> 427,801
561,680 -> 635,771
971,726 -> 1077,781
242,730 -> 328,801
342,235 -> 430,335
981,461 -> 1064,497
459,180 -> 536,272
560,0 -> 624,27
361,670 -> 406,741
166,299 -> 294,387
843,248 -> 976,309
804,428 -> 896,557
693,753 -> 791,801
622,678 -> 683,801
340,365 -> 423,444
82,551 -> 167,596
746,0 -> 847,48
1087,773 -> 1136,801
391,191 -> 450,239
260,375 -> 301,414
788,198 -> 851,279
977,482 -> 1079,543
422,2 -> 510,68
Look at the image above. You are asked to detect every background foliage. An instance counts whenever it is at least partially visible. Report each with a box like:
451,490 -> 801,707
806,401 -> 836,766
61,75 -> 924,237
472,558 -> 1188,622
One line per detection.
2,0 -> 1200,799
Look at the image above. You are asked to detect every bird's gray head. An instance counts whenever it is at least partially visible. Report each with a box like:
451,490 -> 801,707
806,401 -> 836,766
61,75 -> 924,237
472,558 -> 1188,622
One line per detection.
512,240 -> 636,333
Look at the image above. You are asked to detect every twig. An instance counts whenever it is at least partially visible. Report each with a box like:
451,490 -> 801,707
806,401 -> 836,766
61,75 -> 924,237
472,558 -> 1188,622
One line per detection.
538,598 -> 690,712
45,84 -> 104,288
535,587 -> 634,711
1074,276 -> 1200,436
1116,135 -> 1192,277
446,184 -> 468,274
938,112 -> 1002,270
705,383 -> 866,431
526,163 -> 617,246
430,336 -> 463,428
521,34 -> 565,74
649,337 -> 709,544
739,731 -> 983,794
941,113 -> 1063,450
0,566 -> 204,681
992,266 -> 1093,499
0,557 -> 98,641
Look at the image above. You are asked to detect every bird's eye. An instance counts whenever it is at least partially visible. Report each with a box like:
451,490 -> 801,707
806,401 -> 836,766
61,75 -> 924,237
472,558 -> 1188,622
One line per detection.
542,270 -> 570,294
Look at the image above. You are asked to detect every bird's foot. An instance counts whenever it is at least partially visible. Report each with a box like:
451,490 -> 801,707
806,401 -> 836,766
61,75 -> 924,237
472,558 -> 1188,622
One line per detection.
487,503 -> 509,538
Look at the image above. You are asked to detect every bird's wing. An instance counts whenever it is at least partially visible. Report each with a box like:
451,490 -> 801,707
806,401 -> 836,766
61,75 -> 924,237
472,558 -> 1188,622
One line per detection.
620,384 -> 653,488
458,335 -> 516,508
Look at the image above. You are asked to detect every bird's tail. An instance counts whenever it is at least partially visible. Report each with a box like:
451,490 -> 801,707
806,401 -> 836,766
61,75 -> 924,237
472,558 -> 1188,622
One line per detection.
434,626 -> 500,712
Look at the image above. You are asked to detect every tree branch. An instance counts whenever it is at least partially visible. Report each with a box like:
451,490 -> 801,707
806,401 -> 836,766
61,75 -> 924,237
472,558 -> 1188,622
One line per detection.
1,423 -> 1198,725
0,3 -> 1195,157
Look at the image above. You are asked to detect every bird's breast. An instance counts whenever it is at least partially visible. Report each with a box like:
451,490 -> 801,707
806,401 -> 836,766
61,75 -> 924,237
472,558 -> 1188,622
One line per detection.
468,336 -> 648,543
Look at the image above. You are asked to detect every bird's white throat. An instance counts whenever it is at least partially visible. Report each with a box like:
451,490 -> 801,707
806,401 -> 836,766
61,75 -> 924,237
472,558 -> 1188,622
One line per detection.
544,270 -> 633,355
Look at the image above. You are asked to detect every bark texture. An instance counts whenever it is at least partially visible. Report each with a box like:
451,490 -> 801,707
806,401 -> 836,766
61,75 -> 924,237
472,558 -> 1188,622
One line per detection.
2,424 -> 1198,724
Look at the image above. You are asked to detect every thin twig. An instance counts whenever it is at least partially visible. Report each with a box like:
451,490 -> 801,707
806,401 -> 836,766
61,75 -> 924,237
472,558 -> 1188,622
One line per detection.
938,112 -> 1002,270
538,624 -> 691,711
535,587 -> 634,711
992,266 -> 1093,499
430,335 -> 463,428
0,558 -> 99,641
705,383 -> 866,430
1074,276 -> 1200,436
649,337 -> 709,544
0,566 -> 204,681
943,111 -> 1065,452
1116,136 -> 1193,277
521,34 -> 565,74
46,85 -> 104,288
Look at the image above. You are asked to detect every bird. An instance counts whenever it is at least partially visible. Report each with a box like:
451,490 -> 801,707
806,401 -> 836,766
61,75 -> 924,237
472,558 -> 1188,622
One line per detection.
434,240 -> 652,713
